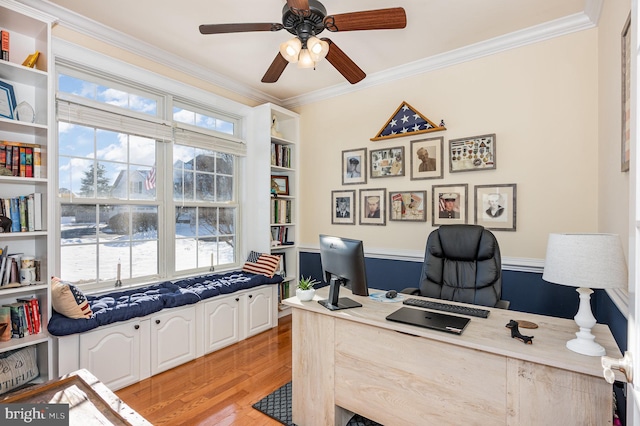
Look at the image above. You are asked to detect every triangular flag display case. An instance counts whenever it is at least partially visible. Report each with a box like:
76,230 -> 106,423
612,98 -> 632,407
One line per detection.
371,101 -> 445,141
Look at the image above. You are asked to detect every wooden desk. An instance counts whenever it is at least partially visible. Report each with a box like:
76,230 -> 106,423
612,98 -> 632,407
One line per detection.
283,288 -> 625,426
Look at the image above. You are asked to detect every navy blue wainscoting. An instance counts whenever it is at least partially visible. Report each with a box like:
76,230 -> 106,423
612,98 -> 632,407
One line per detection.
299,250 -> 630,423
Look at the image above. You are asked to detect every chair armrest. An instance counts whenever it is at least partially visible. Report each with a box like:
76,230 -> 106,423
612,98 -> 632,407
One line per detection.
400,287 -> 421,295
495,299 -> 510,310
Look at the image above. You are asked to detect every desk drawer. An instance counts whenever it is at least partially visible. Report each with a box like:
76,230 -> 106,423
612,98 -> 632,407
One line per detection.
335,320 -> 507,425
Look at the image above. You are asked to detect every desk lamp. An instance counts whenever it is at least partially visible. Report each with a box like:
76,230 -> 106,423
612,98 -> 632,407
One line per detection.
542,233 -> 627,356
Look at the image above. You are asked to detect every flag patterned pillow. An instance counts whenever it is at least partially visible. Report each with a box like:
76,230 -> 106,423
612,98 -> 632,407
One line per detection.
51,277 -> 93,319
242,251 -> 281,278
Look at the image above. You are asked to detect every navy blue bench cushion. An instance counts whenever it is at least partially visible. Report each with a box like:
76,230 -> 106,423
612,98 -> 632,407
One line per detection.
47,272 -> 283,336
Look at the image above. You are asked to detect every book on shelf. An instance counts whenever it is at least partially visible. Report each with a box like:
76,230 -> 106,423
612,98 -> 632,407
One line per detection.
0,142 -> 42,178
9,198 -> 19,232
0,193 -> 43,233
16,298 -> 40,335
270,142 -> 292,168
0,306 -> 11,341
18,195 -> 26,232
4,302 -> 28,338
270,198 -> 292,224
33,147 -> 41,178
0,245 -> 7,286
1,30 -> 8,62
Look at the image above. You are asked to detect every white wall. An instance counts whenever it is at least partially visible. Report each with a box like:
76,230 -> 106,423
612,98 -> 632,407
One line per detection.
296,30 -> 600,259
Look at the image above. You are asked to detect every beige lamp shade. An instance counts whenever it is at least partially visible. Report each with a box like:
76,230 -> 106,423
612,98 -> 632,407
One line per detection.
542,233 -> 627,290
542,233 -> 627,356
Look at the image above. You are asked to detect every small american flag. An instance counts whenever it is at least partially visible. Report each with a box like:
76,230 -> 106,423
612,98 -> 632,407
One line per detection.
145,167 -> 156,190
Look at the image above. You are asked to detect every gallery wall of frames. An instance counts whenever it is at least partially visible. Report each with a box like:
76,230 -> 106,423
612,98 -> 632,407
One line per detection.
333,132 -> 517,232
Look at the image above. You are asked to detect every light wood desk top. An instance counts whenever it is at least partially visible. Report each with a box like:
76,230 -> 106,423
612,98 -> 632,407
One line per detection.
283,287 -> 625,382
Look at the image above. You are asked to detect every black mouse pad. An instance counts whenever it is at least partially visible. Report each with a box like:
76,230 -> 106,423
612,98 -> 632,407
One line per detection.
386,306 -> 471,335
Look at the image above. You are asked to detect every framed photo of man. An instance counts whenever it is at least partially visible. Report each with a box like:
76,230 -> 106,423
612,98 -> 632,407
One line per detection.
474,184 -> 517,231
331,190 -> 356,225
342,148 -> 367,185
410,137 -> 443,180
432,184 -> 468,225
359,188 -> 386,226
370,147 -> 405,178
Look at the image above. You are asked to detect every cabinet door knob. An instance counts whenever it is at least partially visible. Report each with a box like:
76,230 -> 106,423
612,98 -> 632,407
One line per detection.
235,297 -> 240,302
155,319 -> 161,324
249,294 -> 253,299
134,324 -> 140,330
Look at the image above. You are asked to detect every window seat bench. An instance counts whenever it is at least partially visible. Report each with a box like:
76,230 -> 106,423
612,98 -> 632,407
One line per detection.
53,271 -> 284,390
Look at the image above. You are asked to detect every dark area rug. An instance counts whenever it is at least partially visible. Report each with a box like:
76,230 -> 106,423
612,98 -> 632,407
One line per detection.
252,382 -> 382,426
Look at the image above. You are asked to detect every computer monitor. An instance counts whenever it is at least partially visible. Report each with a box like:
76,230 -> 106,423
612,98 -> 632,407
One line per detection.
318,234 -> 369,311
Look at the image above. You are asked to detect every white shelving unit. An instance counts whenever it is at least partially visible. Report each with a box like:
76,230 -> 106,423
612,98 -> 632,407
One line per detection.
247,103 -> 299,317
0,0 -> 54,384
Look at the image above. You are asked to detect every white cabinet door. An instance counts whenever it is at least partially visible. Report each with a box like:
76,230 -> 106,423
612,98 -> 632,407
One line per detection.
150,306 -> 197,375
245,286 -> 275,337
203,294 -> 241,353
79,320 -> 143,390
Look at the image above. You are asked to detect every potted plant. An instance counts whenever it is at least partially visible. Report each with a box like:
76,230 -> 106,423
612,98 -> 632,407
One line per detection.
296,276 -> 319,301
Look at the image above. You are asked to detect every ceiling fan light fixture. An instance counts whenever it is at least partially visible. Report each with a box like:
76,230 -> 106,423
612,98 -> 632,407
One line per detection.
297,48 -> 316,69
307,36 -> 329,61
280,37 -> 302,63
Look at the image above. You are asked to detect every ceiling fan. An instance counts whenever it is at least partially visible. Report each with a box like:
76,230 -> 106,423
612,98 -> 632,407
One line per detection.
199,0 -> 406,84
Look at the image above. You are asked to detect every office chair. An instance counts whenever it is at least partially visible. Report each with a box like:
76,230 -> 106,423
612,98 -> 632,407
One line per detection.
402,224 -> 509,309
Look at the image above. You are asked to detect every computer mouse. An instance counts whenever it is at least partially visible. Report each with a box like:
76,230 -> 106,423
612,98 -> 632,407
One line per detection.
385,290 -> 398,299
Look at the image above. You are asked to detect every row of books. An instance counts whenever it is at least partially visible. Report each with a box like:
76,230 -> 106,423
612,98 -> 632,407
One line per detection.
271,225 -> 292,245
270,198 -> 292,224
1,30 -> 8,62
0,142 -> 42,178
0,298 -> 42,341
0,193 -> 43,232
270,142 -> 292,169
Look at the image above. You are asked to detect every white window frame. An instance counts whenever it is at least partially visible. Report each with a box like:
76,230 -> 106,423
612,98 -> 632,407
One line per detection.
52,40 -> 251,292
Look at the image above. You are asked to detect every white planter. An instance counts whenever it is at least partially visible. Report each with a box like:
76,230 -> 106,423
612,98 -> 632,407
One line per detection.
296,288 -> 315,302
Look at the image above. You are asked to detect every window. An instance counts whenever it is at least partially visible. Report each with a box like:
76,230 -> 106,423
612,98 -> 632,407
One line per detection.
56,66 -> 244,291
173,102 -> 236,135
173,145 -> 236,271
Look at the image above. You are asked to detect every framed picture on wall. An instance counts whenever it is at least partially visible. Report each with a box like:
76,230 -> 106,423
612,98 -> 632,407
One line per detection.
389,191 -> 427,222
622,12 -> 631,172
359,188 -> 386,225
449,134 -> 496,173
474,184 -> 517,231
410,137 -> 443,180
342,148 -> 367,185
331,190 -> 355,225
370,147 -> 405,178
432,184 -> 468,225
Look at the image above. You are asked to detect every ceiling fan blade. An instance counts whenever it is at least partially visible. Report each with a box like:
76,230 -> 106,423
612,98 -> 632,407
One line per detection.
286,0 -> 311,17
322,38 -> 366,84
199,23 -> 283,35
324,8 -> 406,32
262,53 -> 289,83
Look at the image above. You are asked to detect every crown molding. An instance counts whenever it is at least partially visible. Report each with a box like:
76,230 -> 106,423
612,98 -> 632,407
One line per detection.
17,0 -> 281,105
283,9 -> 599,108
18,0 -> 601,110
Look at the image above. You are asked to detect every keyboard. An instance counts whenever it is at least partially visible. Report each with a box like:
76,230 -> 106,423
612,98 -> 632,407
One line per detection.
402,298 -> 490,318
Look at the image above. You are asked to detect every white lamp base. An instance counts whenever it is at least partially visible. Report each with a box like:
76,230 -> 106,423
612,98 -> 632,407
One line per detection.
566,287 -> 606,357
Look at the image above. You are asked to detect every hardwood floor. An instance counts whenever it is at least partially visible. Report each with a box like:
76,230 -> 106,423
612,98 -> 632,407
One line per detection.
116,314 -> 292,426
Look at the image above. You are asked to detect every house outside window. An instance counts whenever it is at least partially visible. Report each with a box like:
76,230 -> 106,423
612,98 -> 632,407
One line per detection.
56,66 -> 244,291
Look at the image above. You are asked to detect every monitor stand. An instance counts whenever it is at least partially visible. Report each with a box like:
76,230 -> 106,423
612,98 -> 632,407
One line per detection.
318,277 -> 363,311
